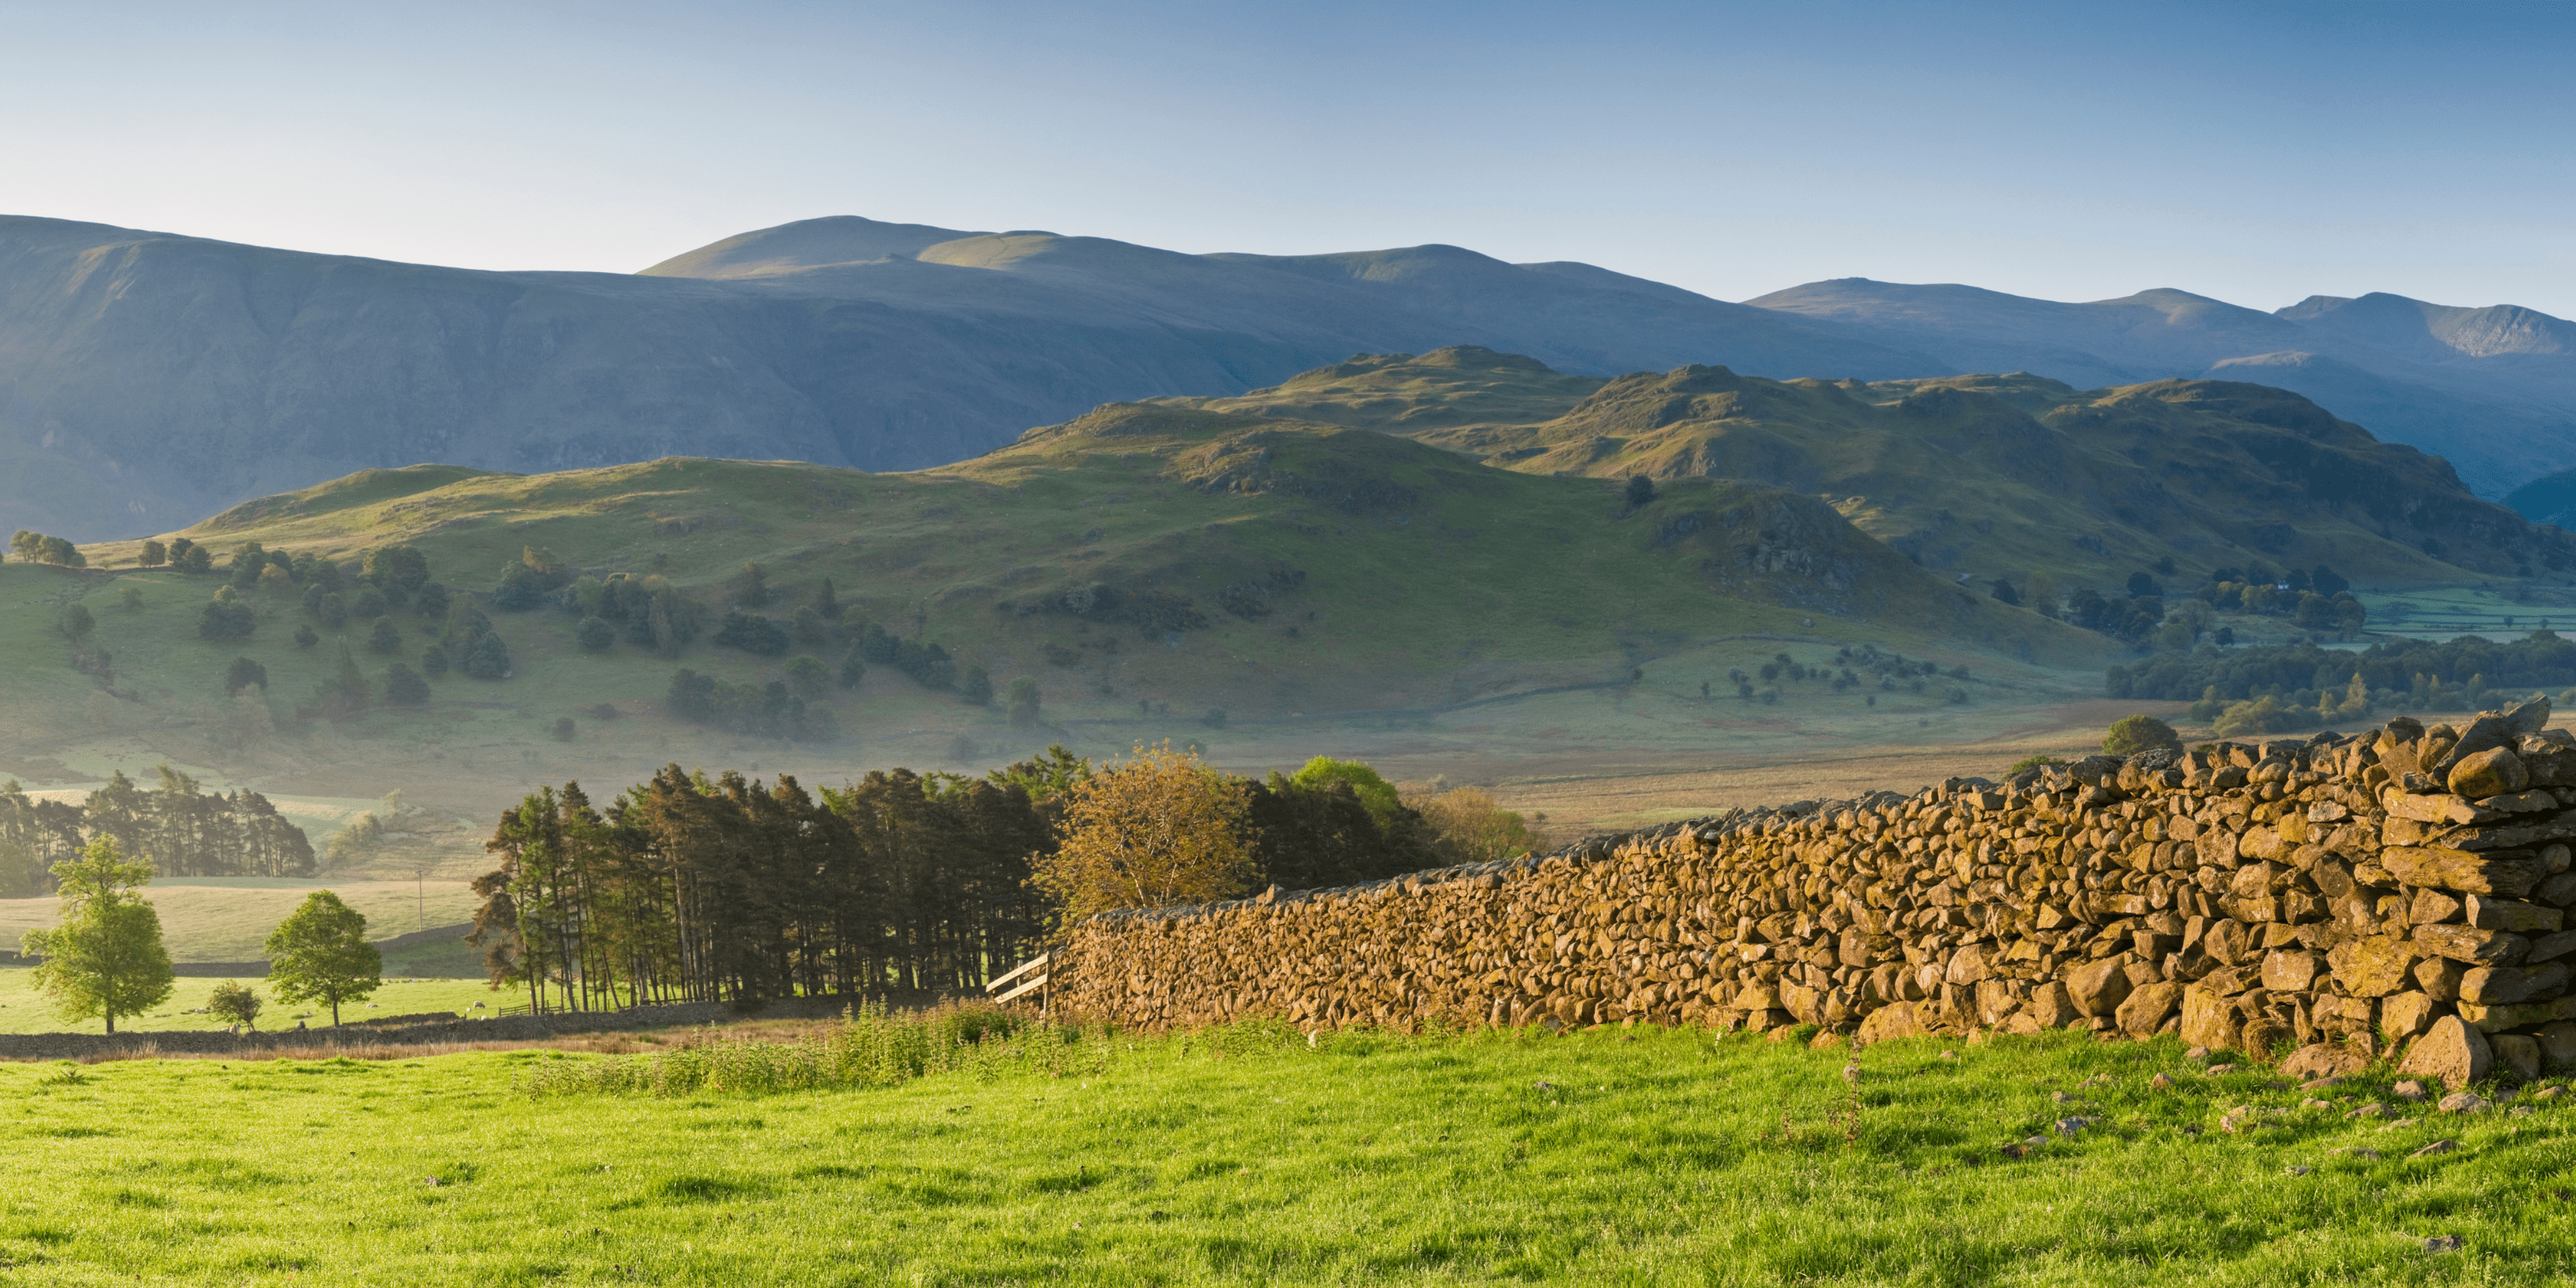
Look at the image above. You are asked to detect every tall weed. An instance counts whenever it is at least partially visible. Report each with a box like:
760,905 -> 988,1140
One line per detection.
522,1001 -> 1113,1098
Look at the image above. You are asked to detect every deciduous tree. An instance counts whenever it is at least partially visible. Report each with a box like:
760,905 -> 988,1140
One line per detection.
20,836 -> 174,1034
264,890 -> 382,1026
1031,744 -> 1253,920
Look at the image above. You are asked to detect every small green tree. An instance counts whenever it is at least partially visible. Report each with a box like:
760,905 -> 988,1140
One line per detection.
576,616 -> 616,652
21,836 -> 175,1034
836,647 -> 866,689
138,539 -> 168,568
960,665 -> 993,707
58,603 -> 94,641
365,616 -> 401,654
206,980 -> 262,1030
264,891 -> 382,1026
1007,676 -> 1041,727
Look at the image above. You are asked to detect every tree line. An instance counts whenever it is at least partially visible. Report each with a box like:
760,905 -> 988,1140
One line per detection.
470,747 -> 1537,1013
0,768 -> 315,896
2105,630 -> 2576,706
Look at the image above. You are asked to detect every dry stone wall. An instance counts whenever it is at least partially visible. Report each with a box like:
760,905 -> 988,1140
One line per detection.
1059,700 -> 2576,1088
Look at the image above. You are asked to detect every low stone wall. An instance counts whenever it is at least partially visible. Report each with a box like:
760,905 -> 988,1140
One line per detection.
1058,701 -> 2576,1089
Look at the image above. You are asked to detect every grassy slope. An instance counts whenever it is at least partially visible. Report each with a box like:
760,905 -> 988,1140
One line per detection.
16,416 -> 2099,780
1187,349 -> 2557,594
2,1025 -> 2569,1284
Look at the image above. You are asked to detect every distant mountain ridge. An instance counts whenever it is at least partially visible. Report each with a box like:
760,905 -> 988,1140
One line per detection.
5,210 -> 2575,541
1746,279 -> 2576,498
0,213 -> 1939,539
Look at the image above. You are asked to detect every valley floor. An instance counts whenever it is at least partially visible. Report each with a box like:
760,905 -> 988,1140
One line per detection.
3,1023 -> 2570,1285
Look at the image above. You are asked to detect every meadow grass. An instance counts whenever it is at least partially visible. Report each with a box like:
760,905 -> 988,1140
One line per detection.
0,966 -> 503,1035
2,1013 -> 2571,1285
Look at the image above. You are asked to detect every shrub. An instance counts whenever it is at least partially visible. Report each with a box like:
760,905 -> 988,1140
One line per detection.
663,667 -> 834,740
2103,714 -> 2182,756
294,625 -> 320,648
224,658 -> 267,695
461,632 -> 511,680
382,663 -> 430,706
206,981 -> 262,1030
138,539 -> 167,568
363,544 -> 430,592
350,586 -> 388,619
1411,786 -> 1537,864
836,647 -> 866,689
712,612 -> 791,656
552,716 -> 577,742
58,603 -> 93,640
960,665 -> 993,707
419,642 -> 449,676
198,597 -> 256,641
576,617 -> 617,652
1007,677 -> 1040,728
413,582 -> 449,621
784,654 -> 830,699
727,561 -> 771,609
365,616 -> 401,654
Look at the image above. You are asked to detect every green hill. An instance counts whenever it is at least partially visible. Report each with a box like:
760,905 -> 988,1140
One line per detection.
0,402 -> 2110,828
1179,349 -> 2570,593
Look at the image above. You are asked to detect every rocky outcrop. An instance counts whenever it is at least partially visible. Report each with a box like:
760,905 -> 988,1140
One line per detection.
1057,700 -> 2576,1083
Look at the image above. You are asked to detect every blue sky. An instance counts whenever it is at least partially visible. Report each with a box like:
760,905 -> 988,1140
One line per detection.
3,1 -> 2570,314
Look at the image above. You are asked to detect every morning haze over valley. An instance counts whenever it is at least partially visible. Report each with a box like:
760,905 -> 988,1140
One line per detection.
6,3 -> 2576,1282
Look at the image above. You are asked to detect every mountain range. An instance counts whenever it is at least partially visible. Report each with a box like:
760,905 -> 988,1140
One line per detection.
5,211 -> 2575,541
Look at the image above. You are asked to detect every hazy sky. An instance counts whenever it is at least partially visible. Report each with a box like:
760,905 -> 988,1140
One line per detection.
5,1 -> 2571,313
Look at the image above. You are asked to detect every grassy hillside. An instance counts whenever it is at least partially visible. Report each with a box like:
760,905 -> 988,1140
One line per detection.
1182,349 -> 2567,594
5,1019 -> 2570,1282
36,413 -> 2095,732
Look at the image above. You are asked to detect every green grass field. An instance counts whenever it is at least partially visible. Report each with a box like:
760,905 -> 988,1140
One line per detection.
0,877 -> 484,965
4,1021 -> 2570,1284
0,967 -> 503,1034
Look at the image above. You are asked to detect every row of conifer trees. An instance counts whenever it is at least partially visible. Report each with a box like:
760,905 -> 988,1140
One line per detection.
468,749 -> 1472,1013
0,767 -> 315,896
